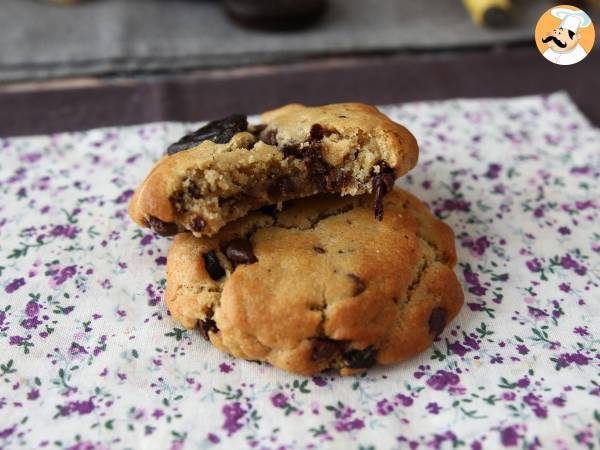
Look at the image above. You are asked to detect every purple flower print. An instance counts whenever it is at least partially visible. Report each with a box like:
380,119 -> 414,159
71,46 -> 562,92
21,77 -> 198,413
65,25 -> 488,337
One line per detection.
0,426 -> 15,439
20,316 -> 42,330
516,344 -> 529,355
559,283 -> 571,292
500,426 -> 519,446
502,392 -> 516,401
25,301 -> 40,317
27,389 -> 40,400
556,352 -> 590,368
426,370 -> 460,391
449,341 -> 469,356
222,402 -> 246,436
207,433 -> 220,444
50,225 -> 80,239
219,363 -> 232,373
426,402 -> 441,414
462,236 -> 491,257
271,393 -> 289,408
560,254 -> 587,275
376,399 -> 393,415
46,264 -> 77,287
5,278 -> 25,294
525,259 -> 541,272
522,393 -> 547,418
463,269 -> 487,296
527,307 -> 548,320
557,226 -> 571,235
312,376 -> 327,387
115,189 -> 134,204
395,394 -> 413,407
335,418 -> 364,432
484,163 -> 502,179
58,398 -> 95,417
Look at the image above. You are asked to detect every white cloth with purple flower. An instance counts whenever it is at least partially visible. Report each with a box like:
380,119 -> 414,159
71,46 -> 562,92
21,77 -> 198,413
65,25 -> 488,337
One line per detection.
0,92 -> 598,450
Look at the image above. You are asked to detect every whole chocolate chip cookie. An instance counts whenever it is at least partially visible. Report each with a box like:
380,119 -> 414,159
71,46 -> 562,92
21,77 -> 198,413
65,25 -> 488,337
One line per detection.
164,188 -> 463,376
128,103 -> 418,237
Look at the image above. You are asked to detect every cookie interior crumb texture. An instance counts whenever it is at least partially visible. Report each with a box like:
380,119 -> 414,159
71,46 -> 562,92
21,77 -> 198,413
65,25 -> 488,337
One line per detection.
165,188 -> 464,376
128,103 -> 418,237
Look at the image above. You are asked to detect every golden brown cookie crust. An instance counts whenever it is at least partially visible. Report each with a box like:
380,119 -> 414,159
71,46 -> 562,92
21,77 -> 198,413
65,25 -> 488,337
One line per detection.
129,103 -> 418,238
165,188 -> 463,376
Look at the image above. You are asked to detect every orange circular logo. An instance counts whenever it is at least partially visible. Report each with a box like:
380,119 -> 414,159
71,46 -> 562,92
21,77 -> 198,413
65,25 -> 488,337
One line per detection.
534,5 -> 595,66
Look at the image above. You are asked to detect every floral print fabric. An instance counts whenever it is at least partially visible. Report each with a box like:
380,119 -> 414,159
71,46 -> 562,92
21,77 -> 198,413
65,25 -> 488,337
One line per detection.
0,92 -> 598,450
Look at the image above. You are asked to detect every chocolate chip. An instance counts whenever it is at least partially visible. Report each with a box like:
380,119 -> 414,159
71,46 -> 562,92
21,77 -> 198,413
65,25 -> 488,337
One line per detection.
281,143 -> 303,159
202,251 -> 226,280
260,204 -> 278,219
428,307 -> 448,338
347,273 -> 366,296
167,114 -> 248,155
261,128 -> 278,146
372,162 -> 396,221
313,246 -> 326,254
191,216 -> 206,232
198,318 -> 218,340
342,346 -> 377,369
221,238 -> 258,268
306,156 -> 332,192
310,123 -> 324,141
187,182 -> 202,199
311,338 -> 341,361
146,216 -> 178,237
267,175 -> 296,199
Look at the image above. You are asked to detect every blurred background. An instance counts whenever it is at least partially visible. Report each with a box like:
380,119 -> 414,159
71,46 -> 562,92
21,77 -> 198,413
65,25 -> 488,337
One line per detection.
0,0 -> 598,135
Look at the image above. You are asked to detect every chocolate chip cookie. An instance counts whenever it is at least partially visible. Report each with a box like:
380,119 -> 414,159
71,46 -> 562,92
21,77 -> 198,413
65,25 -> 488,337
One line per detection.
128,103 -> 418,237
165,187 -> 463,376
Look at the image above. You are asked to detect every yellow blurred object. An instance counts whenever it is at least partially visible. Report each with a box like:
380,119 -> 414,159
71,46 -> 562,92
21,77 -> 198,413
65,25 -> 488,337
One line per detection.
462,0 -> 512,28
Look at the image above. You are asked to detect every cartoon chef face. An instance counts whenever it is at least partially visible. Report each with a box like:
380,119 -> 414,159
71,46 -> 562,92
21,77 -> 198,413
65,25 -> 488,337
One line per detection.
542,27 -> 581,53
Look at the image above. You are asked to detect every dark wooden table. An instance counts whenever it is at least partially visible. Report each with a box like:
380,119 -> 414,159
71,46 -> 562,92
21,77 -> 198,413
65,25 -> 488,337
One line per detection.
1,46 -> 598,137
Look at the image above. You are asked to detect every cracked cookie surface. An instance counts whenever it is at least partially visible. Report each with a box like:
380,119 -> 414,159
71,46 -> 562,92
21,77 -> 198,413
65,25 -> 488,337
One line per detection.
165,187 -> 463,376
129,103 -> 418,237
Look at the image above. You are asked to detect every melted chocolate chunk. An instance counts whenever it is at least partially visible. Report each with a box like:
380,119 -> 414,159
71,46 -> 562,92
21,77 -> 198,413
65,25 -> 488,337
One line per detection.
202,251 -> 226,280
191,216 -> 206,232
267,175 -> 296,199
261,128 -> 278,146
428,307 -> 448,337
347,273 -> 366,296
372,162 -> 396,221
342,346 -> 377,369
311,338 -> 341,361
221,238 -> 258,268
146,216 -> 178,237
167,114 -> 248,155
310,123 -> 324,141
198,318 -> 218,340
313,246 -> 326,254
306,155 -> 332,192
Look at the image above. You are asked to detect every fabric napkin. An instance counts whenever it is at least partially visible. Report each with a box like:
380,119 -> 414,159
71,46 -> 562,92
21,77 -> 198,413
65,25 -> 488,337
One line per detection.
0,92 -> 598,450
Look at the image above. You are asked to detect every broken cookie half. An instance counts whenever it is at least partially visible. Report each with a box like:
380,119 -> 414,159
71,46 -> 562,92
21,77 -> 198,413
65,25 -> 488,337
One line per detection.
128,103 -> 418,237
164,188 -> 463,376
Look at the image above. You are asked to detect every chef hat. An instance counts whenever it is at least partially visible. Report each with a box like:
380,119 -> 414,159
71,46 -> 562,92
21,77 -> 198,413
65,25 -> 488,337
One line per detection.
551,7 -> 592,33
